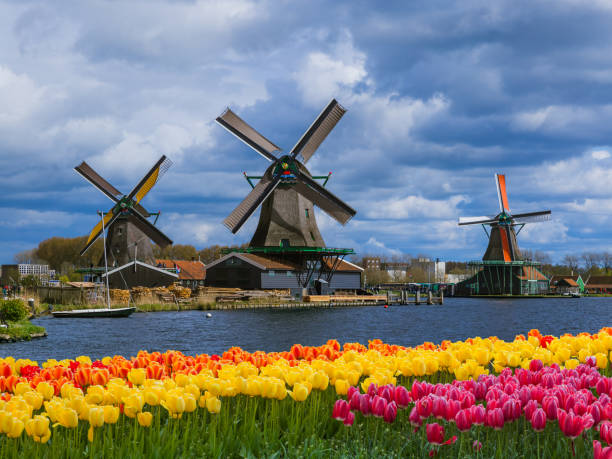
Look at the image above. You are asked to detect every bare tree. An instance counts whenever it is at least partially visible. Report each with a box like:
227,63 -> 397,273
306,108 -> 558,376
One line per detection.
601,252 -> 612,274
563,254 -> 580,273
533,251 -> 552,265
581,252 -> 602,273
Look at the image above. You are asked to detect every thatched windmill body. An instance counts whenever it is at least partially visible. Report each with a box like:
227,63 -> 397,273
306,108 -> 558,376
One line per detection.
456,174 -> 552,295
215,99 -> 357,289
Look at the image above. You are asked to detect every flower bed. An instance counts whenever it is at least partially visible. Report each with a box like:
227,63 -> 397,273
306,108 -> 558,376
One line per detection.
0,328 -> 611,457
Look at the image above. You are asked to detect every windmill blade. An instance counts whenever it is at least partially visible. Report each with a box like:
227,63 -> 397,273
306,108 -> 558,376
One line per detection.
290,98 -> 346,164
495,174 -> 511,213
80,208 -> 121,256
128,210 -> 173,248
512,210 -> 551,224
127,156 -> 173,205
294,170 -> 355,224
75,161 -> 122,203
458,216 -> 498,226
216,108 -> 280,162
499,226 -> 513,262
224,175 -> 281,233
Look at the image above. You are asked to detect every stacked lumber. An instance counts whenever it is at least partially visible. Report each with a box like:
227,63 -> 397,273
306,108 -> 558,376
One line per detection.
109,289 -> 130,303
168,283 -> 191,299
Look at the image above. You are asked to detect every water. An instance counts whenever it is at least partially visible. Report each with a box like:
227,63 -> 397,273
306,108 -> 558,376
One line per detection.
1,297 -> 610,362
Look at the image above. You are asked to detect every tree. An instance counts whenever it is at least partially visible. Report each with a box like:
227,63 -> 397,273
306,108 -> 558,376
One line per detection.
563,255 -> 580,273
153,244 -> 198,260
13,249 -> 41,264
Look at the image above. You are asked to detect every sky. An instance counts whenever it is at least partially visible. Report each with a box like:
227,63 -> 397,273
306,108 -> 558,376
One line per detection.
1,0 -> 612,265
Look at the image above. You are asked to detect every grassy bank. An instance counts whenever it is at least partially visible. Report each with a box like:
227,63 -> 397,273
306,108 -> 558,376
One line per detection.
0,319 -> 46,341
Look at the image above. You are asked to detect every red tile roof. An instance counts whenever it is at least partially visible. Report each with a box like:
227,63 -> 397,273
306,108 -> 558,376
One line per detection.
517,266 -> 549,281
155,259 -> 206,281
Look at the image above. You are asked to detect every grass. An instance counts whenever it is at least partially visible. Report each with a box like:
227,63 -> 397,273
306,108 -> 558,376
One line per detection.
0,319 -> 46,341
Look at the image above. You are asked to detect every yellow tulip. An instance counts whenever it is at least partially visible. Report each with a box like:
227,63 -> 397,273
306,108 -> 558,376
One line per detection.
184,394 -> 197,413
127,368 -> 146,386
85,385 -> 105,405
103,405 -> 119,424
144,388 -> 162,406
137,411 -> 153,427
184,383 -> 200,399
334,379 -> 350,395
76,355 -> 92,365
88,425 -> 95,442
56,407 -> 79,429
205,396 -> 221,414
261,379 -> 277,398
595,353 -> 608,369
564,358 -> 579,370
23,391 -> 43,410
43,400 -> 63,422
289,382 -> 309,402
7,418 -> 24,438
123,393 -> 144,418
161,394 -> 185,419
14,382 -> 31,396
88,406 -> 104,428
206,379 -> 222,397
25,415 -> 51,443
311,371 -> 329,390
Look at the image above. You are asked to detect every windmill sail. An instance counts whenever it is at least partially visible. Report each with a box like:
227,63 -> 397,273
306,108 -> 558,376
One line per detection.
223,174 -> 281,233
293,172 -> 355,224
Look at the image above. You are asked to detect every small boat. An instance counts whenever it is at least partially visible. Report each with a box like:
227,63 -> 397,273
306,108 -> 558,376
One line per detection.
52,307 -> 136,318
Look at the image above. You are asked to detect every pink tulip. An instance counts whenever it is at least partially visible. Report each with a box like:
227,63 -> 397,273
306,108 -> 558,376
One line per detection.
416,397 -> 433,419
518,387 -> 532,407
394,385 -> 411,408
558,410 -> 594,439
472,440 -> 483,451
332,399 -> 350,421
594,440 -> 612,459
524,399 -> 538,422
359,394 -> 370,416
455,409 -> 472,432
426,423 -> 445,445
474,382 -> 487,400
486,408 -> 505,430
383,401 -> 397,424
530,359 -> 544,372
531,386 -> 545,403
349,391 -> 361,410
409,406 -> 422,428
367,383 -> 378,398
445,399 -> 461,422
432,397 -> 447,419
343,411 -> 355,426
596,378 -> 610,397
347,386 -> 359,401
600,421 -> 612,445
590,402 -> 603,426
371,395 -> 387,418
502,399 -> 521,422
461,392 -> 476,409
531,408 -> 547,432
470,405 -> 486,425
543,396 -> 559,420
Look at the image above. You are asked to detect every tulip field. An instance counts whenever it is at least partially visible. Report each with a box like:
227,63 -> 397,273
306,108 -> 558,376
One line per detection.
1,329 -> 612,457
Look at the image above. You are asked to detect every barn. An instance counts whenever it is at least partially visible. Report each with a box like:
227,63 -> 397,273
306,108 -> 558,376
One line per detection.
204,252 -> 362,294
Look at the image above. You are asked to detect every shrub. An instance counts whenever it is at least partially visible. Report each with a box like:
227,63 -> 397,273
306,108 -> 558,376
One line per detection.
0,299 -> 29,322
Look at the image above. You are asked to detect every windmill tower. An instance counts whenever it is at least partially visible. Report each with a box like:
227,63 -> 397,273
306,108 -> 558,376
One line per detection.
215,99 -> 357,289
75,156 -> 173,267
457,174 -> 552,295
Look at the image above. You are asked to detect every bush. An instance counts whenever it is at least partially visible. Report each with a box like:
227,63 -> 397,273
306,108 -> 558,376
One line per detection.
0,299 -> 29,322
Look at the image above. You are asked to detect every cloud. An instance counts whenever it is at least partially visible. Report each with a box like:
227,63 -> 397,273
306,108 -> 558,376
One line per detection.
364,194 -> 469,219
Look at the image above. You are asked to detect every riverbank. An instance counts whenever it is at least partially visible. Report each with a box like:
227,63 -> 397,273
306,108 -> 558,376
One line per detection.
0,319 -> 46,342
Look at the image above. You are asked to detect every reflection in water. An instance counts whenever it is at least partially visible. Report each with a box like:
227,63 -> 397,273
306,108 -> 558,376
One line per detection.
1,297 -> 609,362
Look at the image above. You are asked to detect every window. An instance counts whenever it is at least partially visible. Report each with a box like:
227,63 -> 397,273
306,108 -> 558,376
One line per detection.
305,209 -> 309,218
286,271 -> 293,277
281,239 -> 290,248
269,271 -> 275,277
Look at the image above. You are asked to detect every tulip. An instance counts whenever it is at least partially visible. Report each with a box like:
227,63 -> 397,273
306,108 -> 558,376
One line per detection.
426,422 -> 445,445
409,406 -> 422,427
502,399 -> 521,422
473,440 -> 483,451
594,440 -> 612,459
332,399 -> 350,421
103,405 -> 119,424
416,397 -> 433,419
359,394 -> 371,416
542,396 -> 559,420
370,395 -> 387,418
557,410 -> 593,439
470,404 -> 486,425
432,397 -> 447,419
23,391 -> 43,410
56,407 -> 78,429
445,399 -> 461,422
6,418 -> 24,438
524,399 -> 538,422
36,381 -> 54,401
25,415 -> 51,443
289,383 -> 309,402
161,394 -> 185,419
335,379 -> 350,396
349,391 -> 361,410
455,409 -> 472,432
206,396 -> 221,414
531,408 -> 547,432
137,411 -> 153,427
600,421 -> 612,445
394,385 -> 411,408
88,406 -> 104,428
343,411 -> 355,426
383,401 -> 397,424
486,408 -> 505,430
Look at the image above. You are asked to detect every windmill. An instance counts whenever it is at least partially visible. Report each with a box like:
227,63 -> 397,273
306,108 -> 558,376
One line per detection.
456,174 -> 552,295
75,156 -> 173,267
215,99 -> 357,289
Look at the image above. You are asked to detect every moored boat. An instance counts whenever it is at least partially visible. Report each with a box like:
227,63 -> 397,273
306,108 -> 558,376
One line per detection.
52,307 -> 136,318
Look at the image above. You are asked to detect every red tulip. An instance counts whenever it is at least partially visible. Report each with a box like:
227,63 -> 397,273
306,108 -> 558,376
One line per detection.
486,408 -> 505,430
473,440 -> 482,451
502,399 -> 521,422
379,386 -> 393,402
531,408 -> 547,432
470,405 -> 486,425
383,401 -> 397,424
332,399 -> 350,421
461,392 -> 476,409
347,386 -> 359,401
524,399 -> 538,422
445,399 -> 461,422
394,385 -> 411,408
474,382 -> 487,400
594,440 -> 612,459
596,379 -> 610,397
518,387 -> 532,407
455,409 -> 472,432
343,411 -> 355,426
367,383 -> 378,398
